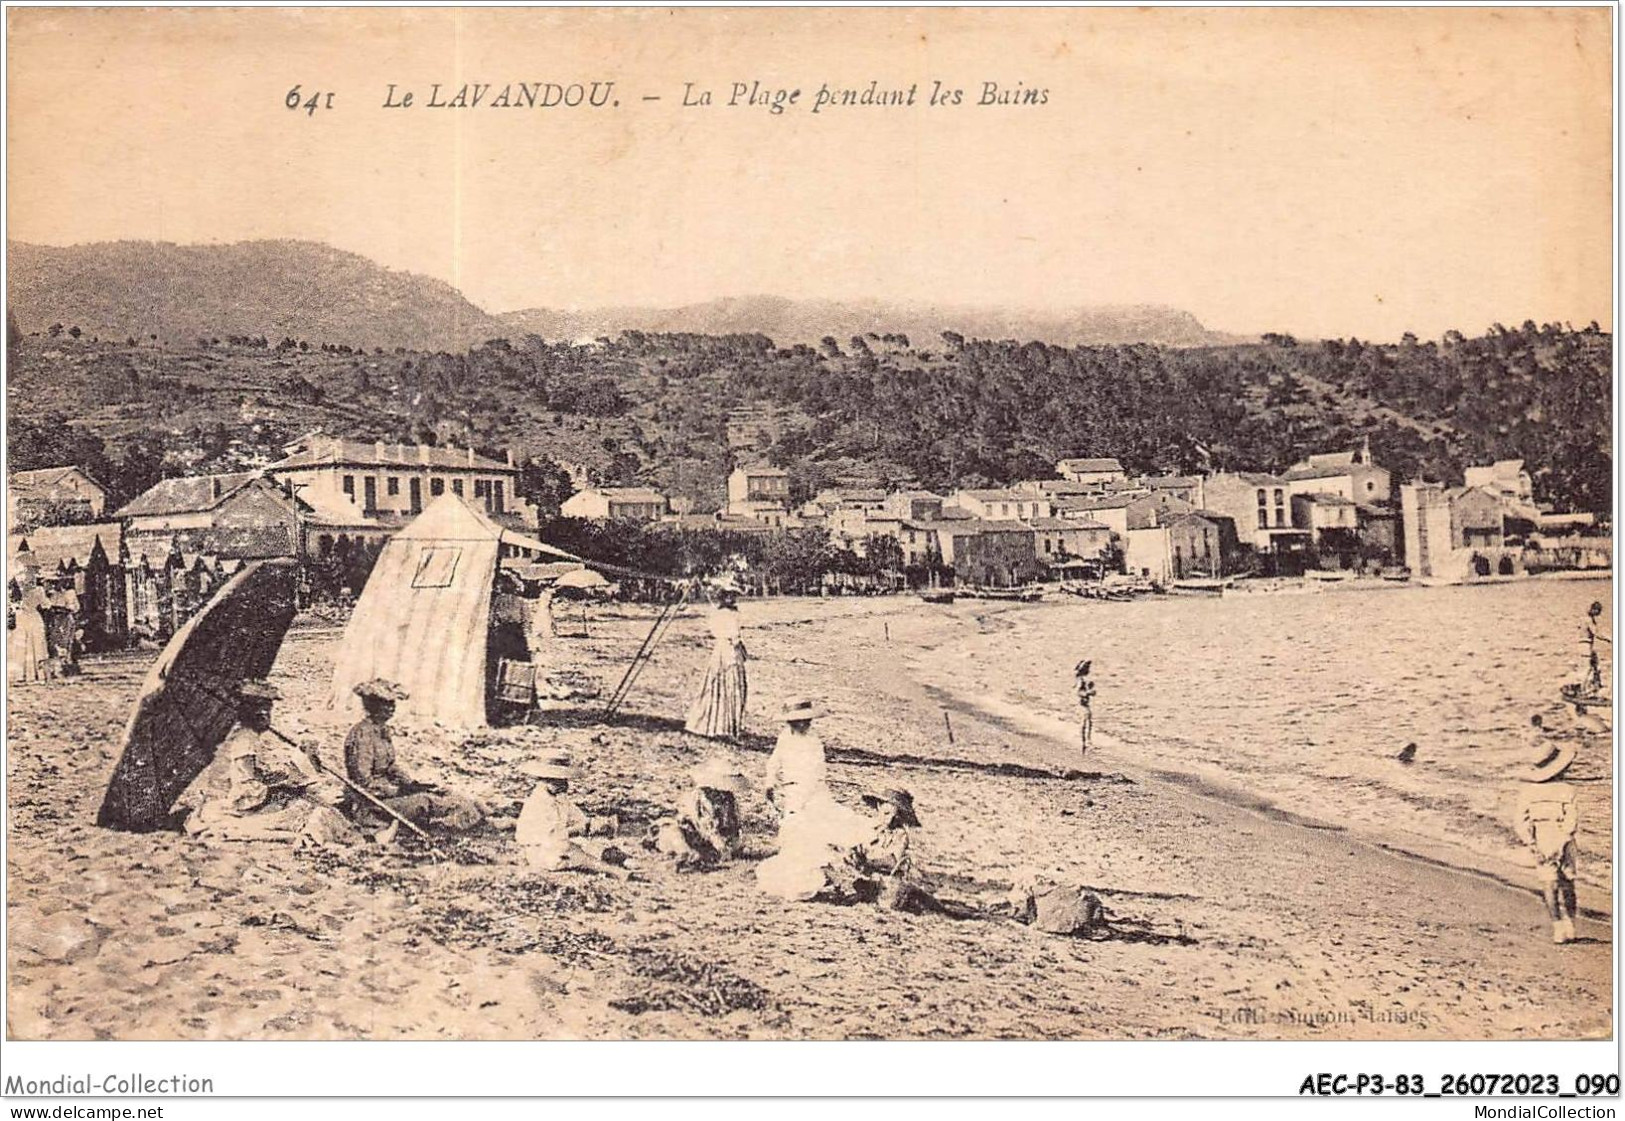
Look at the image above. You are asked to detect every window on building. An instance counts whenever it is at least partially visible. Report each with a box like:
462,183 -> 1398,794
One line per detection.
1256,488 -> 1267,506
363,477 -> 377,512
474,480 -> 488,499
387,477 -> 400,497
342,475 -> 355,498
431,478 -> 445,497
409,477 -> 422,513
452,480 -> 464,497
494,480 -> 505,513
1273,489 -> 1284,506
1257,509 -> 1268,529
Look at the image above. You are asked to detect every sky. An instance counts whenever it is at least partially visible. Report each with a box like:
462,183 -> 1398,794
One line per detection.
6,6 -> 1613,341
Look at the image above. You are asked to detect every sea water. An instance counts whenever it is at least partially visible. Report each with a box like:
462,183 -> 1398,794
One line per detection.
910,578 -> 1615,906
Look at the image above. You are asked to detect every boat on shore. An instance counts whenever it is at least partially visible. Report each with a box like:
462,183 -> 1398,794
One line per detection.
919,590 -> 956,605
1169,577 -> 1232,597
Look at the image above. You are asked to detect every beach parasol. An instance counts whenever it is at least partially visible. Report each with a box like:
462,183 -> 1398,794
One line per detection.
553,568 -> 613,594
96,558 -> 300,832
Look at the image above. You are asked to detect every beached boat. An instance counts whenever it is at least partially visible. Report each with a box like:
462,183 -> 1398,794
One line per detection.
919,590 -> 956,605
1169,578 -> 1232,597
1305,569 -> 1351,582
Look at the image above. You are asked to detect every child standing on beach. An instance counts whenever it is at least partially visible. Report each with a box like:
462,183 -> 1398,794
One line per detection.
1074,660 -> 1096,756
1513,715 -> 1581,945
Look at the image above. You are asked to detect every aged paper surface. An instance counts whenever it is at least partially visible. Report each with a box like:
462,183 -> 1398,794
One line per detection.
4,6 -> 1614,1051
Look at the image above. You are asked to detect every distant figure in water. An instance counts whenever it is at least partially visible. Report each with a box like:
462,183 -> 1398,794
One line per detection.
685,586 -> 748,741
1513,714 -> 1581,945
1396,742 -> 1418,765
1074,660 -> 1096,756
1582,601 -> 1610,695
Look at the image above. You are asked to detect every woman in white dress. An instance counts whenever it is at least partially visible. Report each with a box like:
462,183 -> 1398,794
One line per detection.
757,697 -> 868,901
8,583 -> 50,685
684,589 -> 748,740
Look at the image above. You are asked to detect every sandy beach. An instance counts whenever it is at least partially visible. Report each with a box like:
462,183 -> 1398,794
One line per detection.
6,592 -> 1613,1040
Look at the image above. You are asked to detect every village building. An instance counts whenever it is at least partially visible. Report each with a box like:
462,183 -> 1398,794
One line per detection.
1400,482 -> 1525,581
1138,474 -> 1206,507
950,488 -> 1053,522
1020,516 -> 1111,568
883,490 -> 945,521
1281,439 -> 1393,506
1201,471 -> 1313,572
801,487 -> 889,519
1123,512 -> 1224,583
1055,457 -> 1127,487
1290,492 -> 1358,540
905,519 -> 1042,588
726,463 -> 792,524
265,436 -> 537,533
9,465 -> 109,529
115,473 -> 305,562
1125,492 -> 1196,530
1464,459 -> 1535,508
1053,492 -> 1136,537
560,486 -> 668,521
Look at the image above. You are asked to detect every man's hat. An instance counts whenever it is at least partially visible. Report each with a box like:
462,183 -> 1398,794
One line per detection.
862,787 -> 921,827
353,679 -> 410,703
781,696 -> 826,723
238,679 -> 281,703
1520,740 -> 1577,784
1074,659 -> 1092,676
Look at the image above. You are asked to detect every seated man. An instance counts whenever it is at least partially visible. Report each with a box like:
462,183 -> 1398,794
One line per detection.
517,754 -> 629,878
343,679 -> 484,836
183,680 -> 356,846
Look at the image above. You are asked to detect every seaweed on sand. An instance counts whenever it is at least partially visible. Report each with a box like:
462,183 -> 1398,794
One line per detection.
610,948 -> 773,1018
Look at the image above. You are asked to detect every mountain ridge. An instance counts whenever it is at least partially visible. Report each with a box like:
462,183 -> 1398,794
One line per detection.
8,239 -> 1247,351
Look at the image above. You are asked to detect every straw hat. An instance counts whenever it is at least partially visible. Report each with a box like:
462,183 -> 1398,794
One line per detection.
780,696 -> 826,723
353,679 -> 410,702
862,787 -> 922,827
1520,740 -> 1577,784
692,757 -> 751,794
238,679 -> 281,703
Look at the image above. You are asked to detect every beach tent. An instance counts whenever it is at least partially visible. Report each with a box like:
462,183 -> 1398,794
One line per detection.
329,494 -> 579,728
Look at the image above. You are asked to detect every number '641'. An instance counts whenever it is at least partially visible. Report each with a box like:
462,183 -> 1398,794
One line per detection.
286,86 -> 335,115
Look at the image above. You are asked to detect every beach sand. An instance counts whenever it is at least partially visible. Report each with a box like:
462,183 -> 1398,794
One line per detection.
6,596 -> 1611,1040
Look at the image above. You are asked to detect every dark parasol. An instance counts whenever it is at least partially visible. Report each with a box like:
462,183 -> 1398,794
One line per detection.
96,558 -> 300,832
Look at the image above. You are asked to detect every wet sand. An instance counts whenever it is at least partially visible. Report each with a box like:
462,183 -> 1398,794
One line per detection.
5,596 -> 1612,1040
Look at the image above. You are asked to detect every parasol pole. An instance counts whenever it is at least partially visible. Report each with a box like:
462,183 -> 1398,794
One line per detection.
260,724 -> 440,850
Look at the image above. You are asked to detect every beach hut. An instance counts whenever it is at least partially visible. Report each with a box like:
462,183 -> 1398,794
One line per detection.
328,494 -> 580,728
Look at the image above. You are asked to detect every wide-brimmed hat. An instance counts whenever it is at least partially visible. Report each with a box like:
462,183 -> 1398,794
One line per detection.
521,751 -> 574,781
780,696 -> 826,723
692,757 -> 751,794
1074,659 -> 1092,676
353,679 -> 410,703
1520,740 -> 1577,783
238,679 -> 281,703
862,787 -> 921,827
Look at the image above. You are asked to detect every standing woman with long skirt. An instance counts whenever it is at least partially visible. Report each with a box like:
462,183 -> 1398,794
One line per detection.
685,588 -> 748,740
8,583 -> 49,684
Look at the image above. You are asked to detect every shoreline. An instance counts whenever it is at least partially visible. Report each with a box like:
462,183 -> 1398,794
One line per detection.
6,592 -> 1612,1040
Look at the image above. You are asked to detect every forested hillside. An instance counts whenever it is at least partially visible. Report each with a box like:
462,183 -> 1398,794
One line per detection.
6,318 -> 1612,516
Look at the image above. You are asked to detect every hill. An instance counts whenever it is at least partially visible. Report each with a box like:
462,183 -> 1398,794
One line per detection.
6,240 -> 507,352
499,296 -> 1244,349
6,319 -> 1612,519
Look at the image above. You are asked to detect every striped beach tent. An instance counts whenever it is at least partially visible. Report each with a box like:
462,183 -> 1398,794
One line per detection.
328,494 -> 578,729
